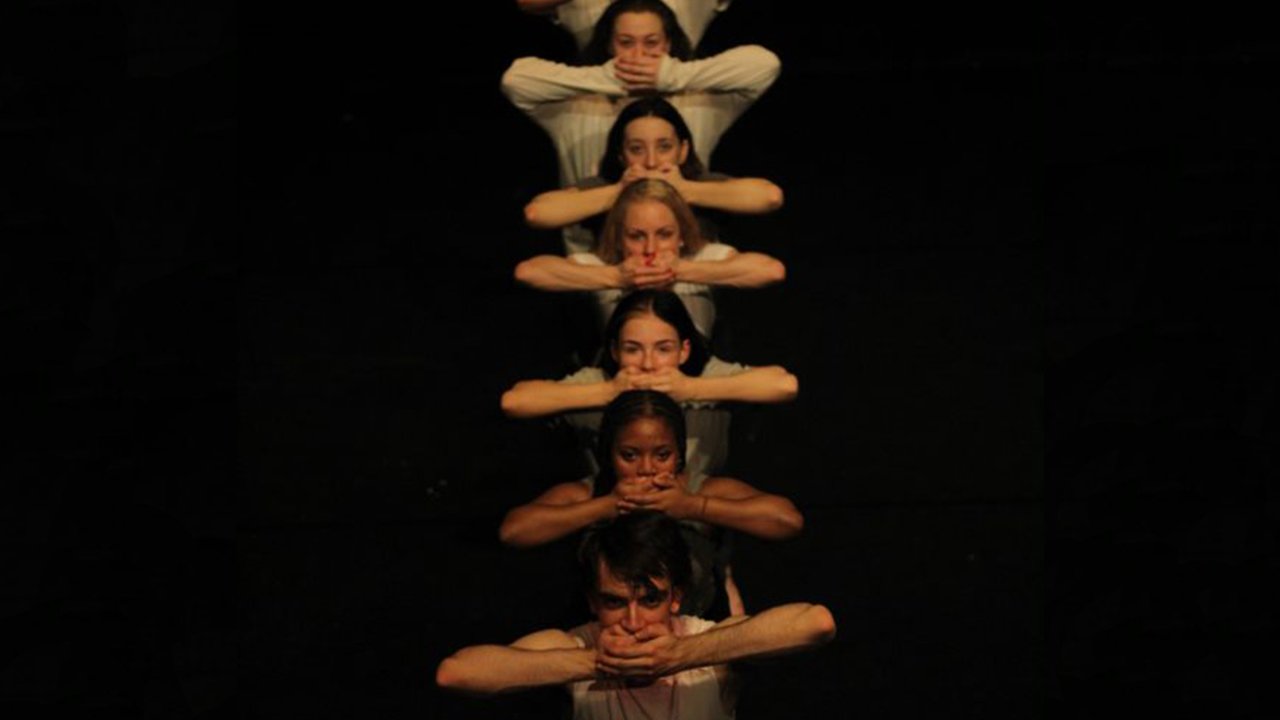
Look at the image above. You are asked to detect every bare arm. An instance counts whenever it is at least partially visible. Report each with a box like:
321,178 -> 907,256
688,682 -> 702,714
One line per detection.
659,365 -> 798,404
595,603 -> 836,677
499,481 -> 615,547
514,255 -> 623,291
677,177 -> 784,214
436,628 -> 596,695
627,474 -> 803,540
696,476 -> 804,539
523,183 -> 625,229
500,377 -> 620,418
673,249 -> 786,288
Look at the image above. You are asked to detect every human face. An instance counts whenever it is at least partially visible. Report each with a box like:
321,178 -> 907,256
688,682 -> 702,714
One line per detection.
612,415 -> 679,481
612,313 -> 690,373
611,11 -> 670,61
621,116 -> 689,171
621,200 -> 682,261
590,560 -> 680,633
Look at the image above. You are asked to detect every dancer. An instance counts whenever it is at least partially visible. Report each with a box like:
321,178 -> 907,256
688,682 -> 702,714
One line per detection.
524,97 -> 783,253
501,289 -> 796,477
516,0 -> 732,55
501,389 -> 802,615
437,511 -> 836,718
515,180 -> 784,337
502,0 -> 780,187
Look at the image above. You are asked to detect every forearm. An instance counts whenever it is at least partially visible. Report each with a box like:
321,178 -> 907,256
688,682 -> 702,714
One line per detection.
514,255 -> 623,291
501,379 -> 618,418
696,494 -> 803,540
671,603 -> 836,671
437,644 -> 596,694
676,252 -> 785,288
657,45 -> 781,97
685,366 -> 798,403
500,495 -> 618,547
524,184 -> 623,229
501,57 -> 626,112
680,178 -> 783,214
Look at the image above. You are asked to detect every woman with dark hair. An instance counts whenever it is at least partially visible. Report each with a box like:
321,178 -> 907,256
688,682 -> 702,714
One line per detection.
501,0 -> 779,188
501,289 -> 797,478
499,389 -> 803,616
516,179 -> 784,336
522,96 -> 783,251
517,0 -> 731,58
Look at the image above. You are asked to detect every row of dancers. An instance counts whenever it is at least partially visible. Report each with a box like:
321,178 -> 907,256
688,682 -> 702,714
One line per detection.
438,3 -> 836,717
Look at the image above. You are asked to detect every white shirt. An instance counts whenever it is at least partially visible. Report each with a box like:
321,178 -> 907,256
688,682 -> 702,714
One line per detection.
501,45 -> 780,187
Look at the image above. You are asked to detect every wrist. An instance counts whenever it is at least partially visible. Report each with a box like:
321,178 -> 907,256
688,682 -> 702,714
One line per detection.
655,55 -> 677,92
607,264 -> 625,289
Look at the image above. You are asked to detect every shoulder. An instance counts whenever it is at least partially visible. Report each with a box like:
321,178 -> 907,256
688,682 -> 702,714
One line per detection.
561,365 -> 607,384
700,355 -> 750,377
691,242 -> 736,261
674,615 -> 719,636
696,171 -> 734,182
575,175 -> 610,190
510,627 -> 582,651
565,621 -> 602,650
569,252 -> 606,266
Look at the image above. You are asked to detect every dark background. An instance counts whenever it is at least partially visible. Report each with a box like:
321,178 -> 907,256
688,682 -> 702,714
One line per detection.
4,1 -> 1274,718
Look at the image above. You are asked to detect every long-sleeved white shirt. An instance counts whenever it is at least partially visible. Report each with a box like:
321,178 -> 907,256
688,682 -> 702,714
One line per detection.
501,44 -> 781,188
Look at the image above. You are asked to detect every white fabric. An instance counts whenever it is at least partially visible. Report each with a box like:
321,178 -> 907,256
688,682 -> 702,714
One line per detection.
553,0 -> 734,52
501,45 -> 780,187
567,615 -> 734,720
567,241 -> 737,337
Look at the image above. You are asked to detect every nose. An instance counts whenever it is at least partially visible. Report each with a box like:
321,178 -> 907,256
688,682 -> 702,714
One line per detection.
623,602 -> 642,632
637,451 -> 657,475
643,147 -> 658,169
640,349 -> 655,372
643,234 -> 657,256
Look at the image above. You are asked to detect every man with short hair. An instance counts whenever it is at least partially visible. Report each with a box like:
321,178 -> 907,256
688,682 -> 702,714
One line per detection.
436,511 -> 836,718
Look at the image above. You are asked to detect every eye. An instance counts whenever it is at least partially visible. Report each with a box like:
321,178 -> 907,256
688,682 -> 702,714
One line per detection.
655,449 -> 672,461
619,449 -> 637,461
602,597 -> 626,609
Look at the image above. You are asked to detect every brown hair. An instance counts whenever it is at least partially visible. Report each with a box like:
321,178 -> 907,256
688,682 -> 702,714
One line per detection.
595,179 -> 705,265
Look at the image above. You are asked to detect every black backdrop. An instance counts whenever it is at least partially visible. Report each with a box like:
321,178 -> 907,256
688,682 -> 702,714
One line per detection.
6,2 -> 1274,718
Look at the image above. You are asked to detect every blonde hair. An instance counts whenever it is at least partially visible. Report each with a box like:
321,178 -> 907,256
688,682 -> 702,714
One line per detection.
595,179 -> 706,264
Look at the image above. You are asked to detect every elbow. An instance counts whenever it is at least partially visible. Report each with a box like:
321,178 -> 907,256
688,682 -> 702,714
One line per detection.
523,201 -> 554,229
775,369 -> 798,401
776,505 -> 804,539
501,386 -> 529,418
500,60 -> 533,104
765,258 -> 786,285
765,184 -> 785,212
436,656 -> 467,692
498,512 -> 536,548
744,45 -> 782,84
806,605 -> 837,645
513,259 -> 538,288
